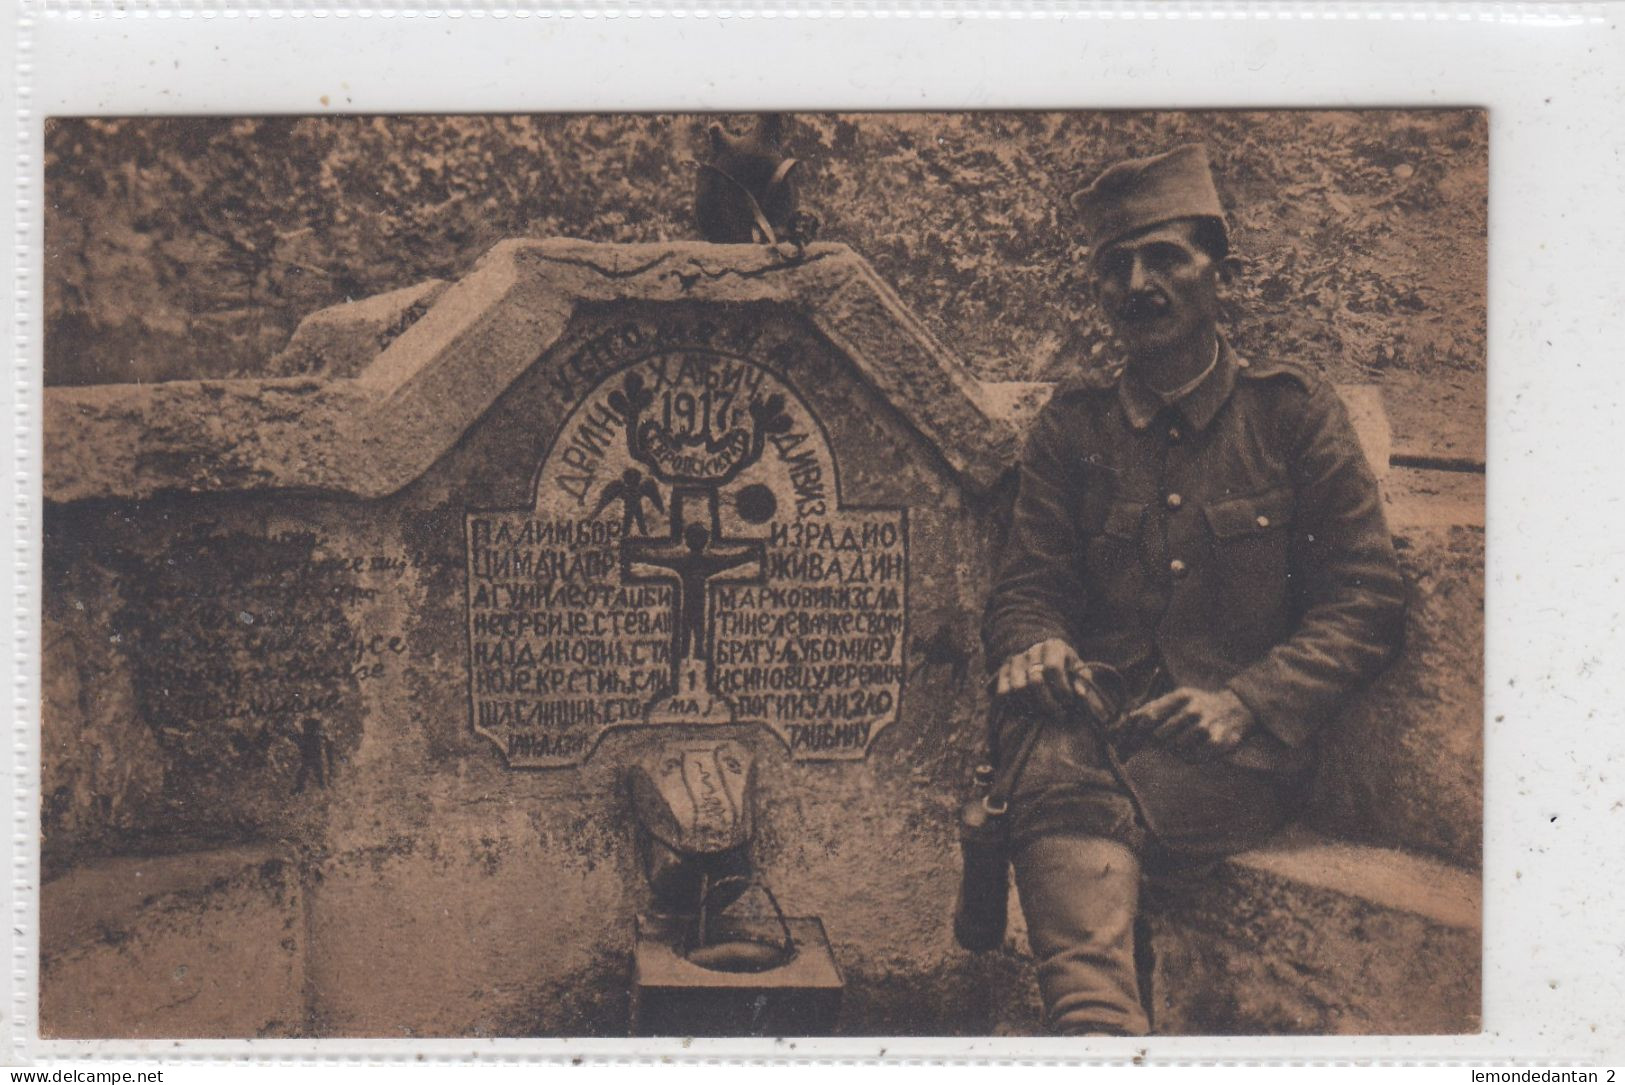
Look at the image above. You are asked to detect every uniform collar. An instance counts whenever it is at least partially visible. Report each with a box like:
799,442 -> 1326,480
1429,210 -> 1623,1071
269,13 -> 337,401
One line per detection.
1118,335 -> 1245,432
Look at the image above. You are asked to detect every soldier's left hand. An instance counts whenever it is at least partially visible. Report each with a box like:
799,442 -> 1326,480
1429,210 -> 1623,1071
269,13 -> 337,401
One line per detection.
1121,687 -> 1256,763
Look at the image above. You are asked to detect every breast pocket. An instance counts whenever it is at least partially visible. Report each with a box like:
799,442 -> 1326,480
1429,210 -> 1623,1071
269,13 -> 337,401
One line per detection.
1202,487 -> 1295,631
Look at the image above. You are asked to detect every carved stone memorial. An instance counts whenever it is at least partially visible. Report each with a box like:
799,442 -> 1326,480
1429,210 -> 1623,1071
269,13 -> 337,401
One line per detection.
467,306 -> 910,766
40,240 -> 1039,1037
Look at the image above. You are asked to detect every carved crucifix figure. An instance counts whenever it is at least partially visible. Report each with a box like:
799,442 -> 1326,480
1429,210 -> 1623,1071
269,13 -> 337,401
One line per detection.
623,489 -> 765,683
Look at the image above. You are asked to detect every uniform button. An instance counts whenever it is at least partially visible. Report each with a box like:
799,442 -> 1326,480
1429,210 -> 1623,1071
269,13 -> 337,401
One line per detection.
1256,515 -> 1271,528
1169,559 -> 1188,578
1168,426 -> 1182,443
1165,493 -> 1183,510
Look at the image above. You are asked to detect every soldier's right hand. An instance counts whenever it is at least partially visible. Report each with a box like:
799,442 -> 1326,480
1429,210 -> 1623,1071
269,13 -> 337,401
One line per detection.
994,638 -> 1093,718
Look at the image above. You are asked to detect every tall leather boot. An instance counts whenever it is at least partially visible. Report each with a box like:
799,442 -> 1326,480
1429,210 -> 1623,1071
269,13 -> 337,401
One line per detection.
1012,834 -> 1148,1036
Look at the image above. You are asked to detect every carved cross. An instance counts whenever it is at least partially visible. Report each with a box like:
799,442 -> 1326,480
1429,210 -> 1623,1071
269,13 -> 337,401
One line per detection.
623,488 -> 765,681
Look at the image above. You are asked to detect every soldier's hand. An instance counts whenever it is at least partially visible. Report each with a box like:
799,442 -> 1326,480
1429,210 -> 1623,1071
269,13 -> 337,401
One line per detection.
1121,686 -> 1256,762
993,639 -> 1097,719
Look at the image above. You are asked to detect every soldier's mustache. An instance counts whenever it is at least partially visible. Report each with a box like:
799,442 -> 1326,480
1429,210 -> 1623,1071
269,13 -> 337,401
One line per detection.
1117,292 -> 1171,322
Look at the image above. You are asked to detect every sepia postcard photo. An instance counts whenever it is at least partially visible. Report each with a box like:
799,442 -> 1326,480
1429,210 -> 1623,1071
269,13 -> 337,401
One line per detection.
36,108 -> 1484,1041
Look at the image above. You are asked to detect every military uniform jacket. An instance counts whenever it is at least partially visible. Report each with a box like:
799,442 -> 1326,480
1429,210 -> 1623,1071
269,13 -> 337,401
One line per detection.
982,339 -> 1407,773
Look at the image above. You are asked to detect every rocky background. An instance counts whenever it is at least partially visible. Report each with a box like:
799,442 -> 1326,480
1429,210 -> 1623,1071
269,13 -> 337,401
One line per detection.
44,110 -> 1484,455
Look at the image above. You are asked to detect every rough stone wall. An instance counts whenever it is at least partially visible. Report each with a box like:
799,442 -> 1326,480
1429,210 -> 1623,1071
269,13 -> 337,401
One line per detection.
41,297 -> 1011,1036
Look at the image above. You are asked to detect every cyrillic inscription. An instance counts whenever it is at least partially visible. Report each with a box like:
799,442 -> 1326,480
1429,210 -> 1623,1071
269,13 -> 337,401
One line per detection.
465,320 -> 906,767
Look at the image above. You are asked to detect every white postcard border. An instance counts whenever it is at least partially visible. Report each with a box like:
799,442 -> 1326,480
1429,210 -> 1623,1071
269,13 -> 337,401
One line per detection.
7,1 -> 1622,1064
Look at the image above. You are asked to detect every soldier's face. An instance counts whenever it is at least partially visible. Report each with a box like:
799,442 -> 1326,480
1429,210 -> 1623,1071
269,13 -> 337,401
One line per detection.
1092,219 -> 1223,355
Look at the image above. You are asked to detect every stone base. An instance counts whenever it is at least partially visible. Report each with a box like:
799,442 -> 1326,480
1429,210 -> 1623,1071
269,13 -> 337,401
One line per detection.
33,828 -> 1479,1038
39,846 -> 307,1039
631,914 -> 844,1037
1144,828 -> 1481,1035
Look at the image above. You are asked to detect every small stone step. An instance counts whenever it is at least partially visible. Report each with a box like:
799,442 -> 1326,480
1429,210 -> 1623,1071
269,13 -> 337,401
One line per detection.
39,845 -> 306,1038
1144,827 -> 1481,1035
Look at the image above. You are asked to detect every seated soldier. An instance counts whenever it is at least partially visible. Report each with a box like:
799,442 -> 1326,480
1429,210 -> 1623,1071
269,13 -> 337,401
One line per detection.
981,144 -> 1407,1036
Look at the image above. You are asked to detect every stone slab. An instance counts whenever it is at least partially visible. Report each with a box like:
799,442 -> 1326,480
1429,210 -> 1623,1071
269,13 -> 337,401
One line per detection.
1383,369 -> 1486,469
1308,511 -> 1485,869
1337,384 -> 1392,483
266,279 -> 449,379
45,241 -> 1020,504
39,846 -> 306,1038
43,377 -> 375,504
1145,828 -> 1481,1035
302,819 -> 635,1037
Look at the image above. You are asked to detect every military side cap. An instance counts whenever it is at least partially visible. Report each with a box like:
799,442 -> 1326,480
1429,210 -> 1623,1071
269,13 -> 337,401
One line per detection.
1070,144 -> 1228,252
